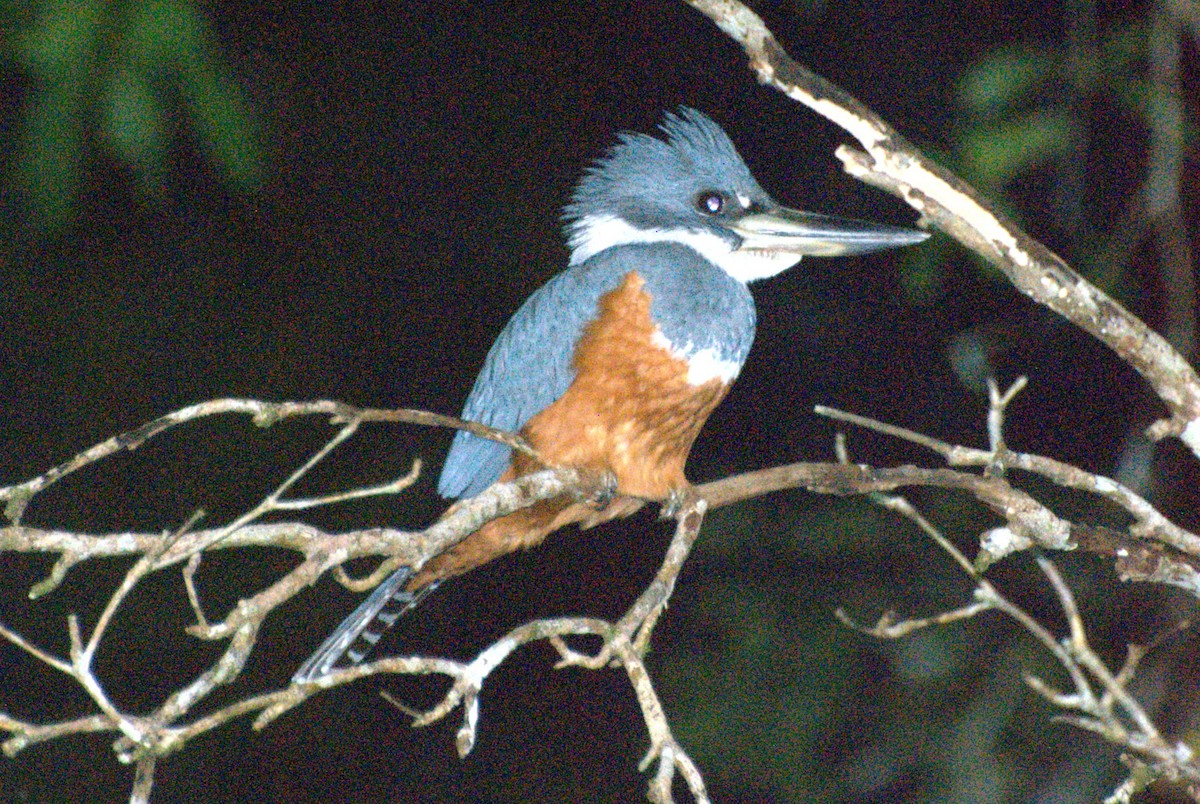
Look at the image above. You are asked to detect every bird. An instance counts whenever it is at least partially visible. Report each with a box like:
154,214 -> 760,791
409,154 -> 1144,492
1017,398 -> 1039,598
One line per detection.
292,107 -> 928,683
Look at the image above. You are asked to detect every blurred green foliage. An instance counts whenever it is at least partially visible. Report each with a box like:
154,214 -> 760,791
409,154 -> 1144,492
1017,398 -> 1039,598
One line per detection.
2,0 -> 261,229
899,18 -> 1195,306
954,29 -> 1145,192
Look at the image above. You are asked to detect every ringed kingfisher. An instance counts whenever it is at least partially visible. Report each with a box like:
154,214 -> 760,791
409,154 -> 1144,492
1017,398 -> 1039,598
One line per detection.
293,108 -> 927,682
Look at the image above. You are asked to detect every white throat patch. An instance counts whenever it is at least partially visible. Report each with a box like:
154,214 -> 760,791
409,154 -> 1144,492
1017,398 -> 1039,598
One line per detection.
650,329 -> 741,386
568,213 -> 802,283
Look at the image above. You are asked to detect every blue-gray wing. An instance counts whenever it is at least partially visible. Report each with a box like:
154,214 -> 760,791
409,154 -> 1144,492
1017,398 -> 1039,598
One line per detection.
437,264 -> 625,499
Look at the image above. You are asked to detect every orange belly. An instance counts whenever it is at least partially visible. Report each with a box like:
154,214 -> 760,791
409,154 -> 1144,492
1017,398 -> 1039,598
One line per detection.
410,271 -> 729,589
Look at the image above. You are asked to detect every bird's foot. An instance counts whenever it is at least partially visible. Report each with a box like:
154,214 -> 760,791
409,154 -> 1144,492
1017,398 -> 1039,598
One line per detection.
659,486 -> 698,520
573,468 -> 619,511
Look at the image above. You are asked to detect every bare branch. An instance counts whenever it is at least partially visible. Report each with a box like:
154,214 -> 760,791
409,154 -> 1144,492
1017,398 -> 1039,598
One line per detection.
833,442 -> 1200,788
0,712 -> 113,757
836,602 -> 993,638
0,620 -> 73,676
0,399 -> 533,526
253,497 -> 714,802
3,382 -> 1197,795
2,4 -> 1196,799
817,395 -> 1200,572
685,0 -> 1200,457
131,757 -> 155,804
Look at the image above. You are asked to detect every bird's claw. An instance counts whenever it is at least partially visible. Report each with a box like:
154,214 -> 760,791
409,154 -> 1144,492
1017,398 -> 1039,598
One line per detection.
574,469 -> 619,511
659,487 -> 697,520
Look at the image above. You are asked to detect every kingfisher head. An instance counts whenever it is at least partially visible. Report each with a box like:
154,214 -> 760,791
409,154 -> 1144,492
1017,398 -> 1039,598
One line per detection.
563,107 -> 928,283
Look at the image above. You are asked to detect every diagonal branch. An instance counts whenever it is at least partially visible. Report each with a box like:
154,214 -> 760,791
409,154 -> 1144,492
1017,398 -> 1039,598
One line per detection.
685,0 -> 1200,455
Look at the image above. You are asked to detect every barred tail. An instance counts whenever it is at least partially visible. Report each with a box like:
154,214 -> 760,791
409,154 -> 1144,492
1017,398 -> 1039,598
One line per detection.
291,566 -> 441,683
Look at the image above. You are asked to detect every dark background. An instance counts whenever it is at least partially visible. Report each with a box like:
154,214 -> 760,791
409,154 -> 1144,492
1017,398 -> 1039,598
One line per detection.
1,1 -> 1198,801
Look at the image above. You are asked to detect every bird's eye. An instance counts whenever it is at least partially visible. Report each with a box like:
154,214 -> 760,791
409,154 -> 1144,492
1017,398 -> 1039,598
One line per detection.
696,191 -> 725,215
